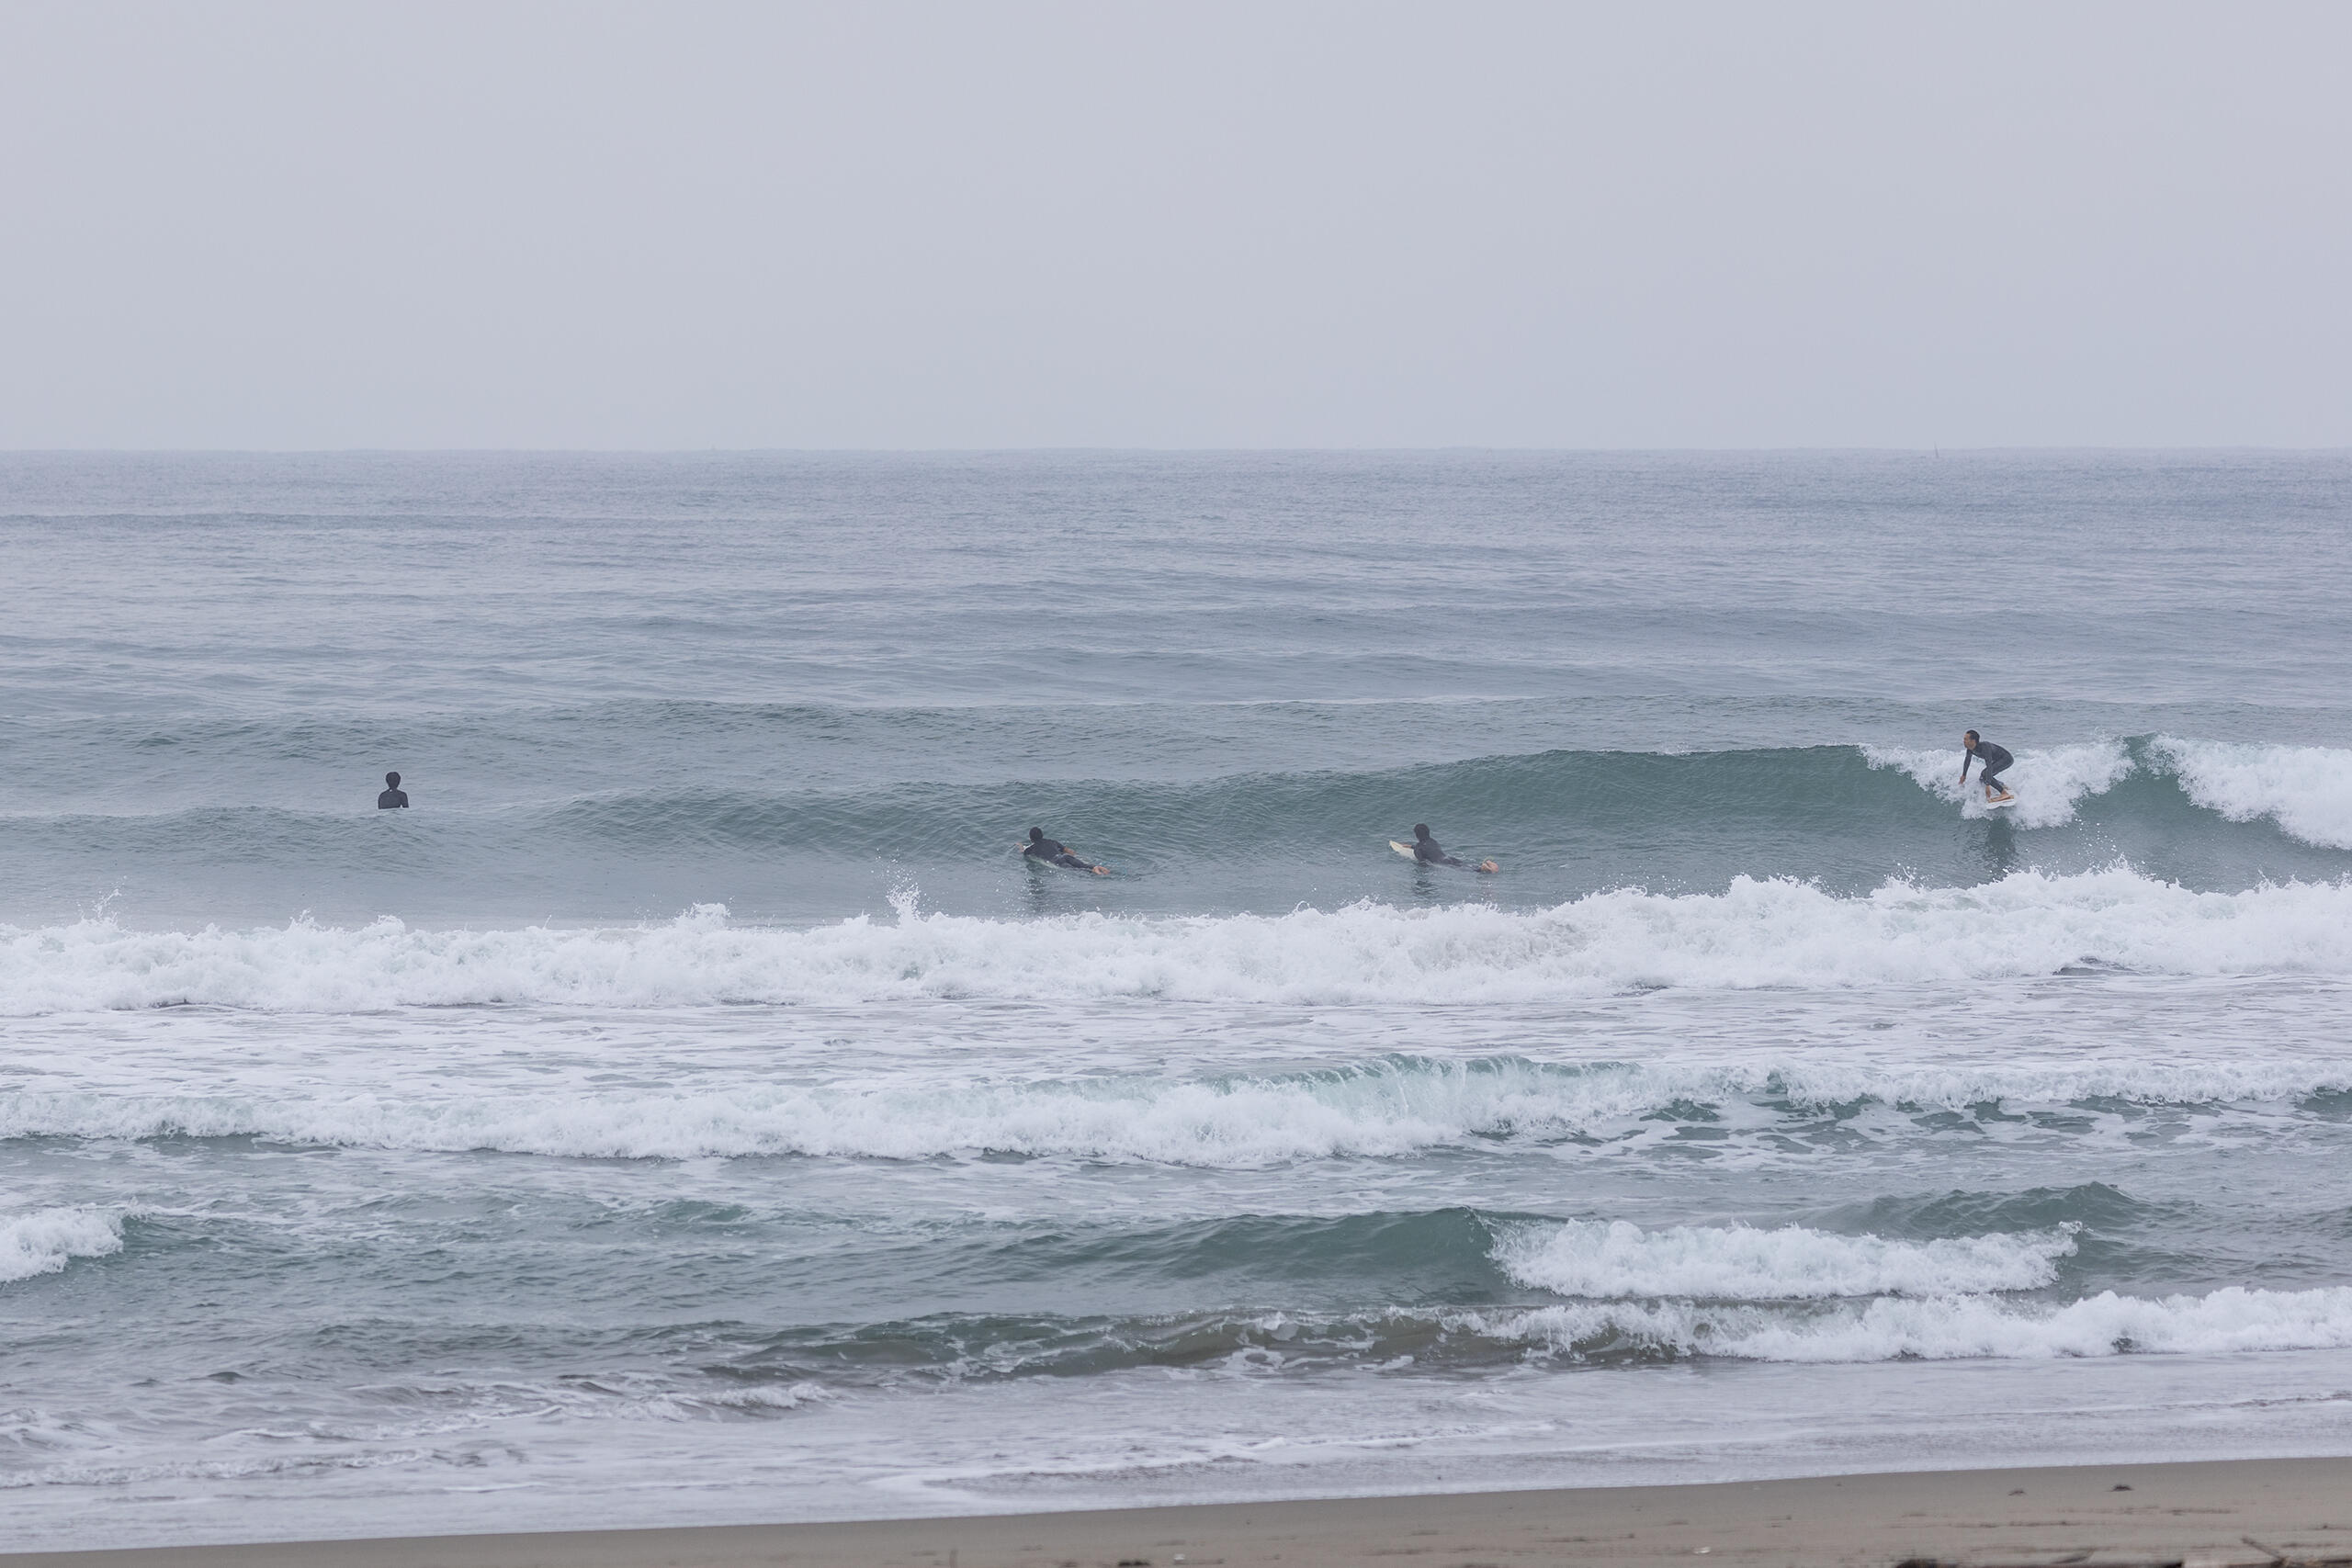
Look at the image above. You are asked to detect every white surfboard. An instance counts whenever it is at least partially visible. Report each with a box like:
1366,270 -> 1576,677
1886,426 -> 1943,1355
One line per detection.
1389,840 -> 1420,861
1980,795 -> 2019,811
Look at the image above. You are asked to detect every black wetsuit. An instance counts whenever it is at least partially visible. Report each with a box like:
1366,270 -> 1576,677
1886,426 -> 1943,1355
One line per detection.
1412,834 -> 1464,867
378,787 -> 409,809
1023,836 -> 1091,870
1962,740 -> 2013,793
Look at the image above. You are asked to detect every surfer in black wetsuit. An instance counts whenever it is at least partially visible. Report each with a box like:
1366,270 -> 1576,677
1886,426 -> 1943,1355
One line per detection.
1959,732 -> 2015,804
377,771 -> 409,809
1023,827 -> 1109,875
1409,823 -> 1464,866
1408,824 -> 1499,873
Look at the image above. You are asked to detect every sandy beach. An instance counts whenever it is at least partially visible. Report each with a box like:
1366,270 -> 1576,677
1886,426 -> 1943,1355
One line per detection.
7,1457 -> 2350,1568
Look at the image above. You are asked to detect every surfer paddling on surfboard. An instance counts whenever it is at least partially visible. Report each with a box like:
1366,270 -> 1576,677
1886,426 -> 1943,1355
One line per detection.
1394,823 -> 1499,874
1023,827 -> 1111,875
1959,731 -> 2017,806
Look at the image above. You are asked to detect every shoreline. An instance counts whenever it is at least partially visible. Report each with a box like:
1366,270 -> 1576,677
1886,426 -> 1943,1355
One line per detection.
6,1456 -> 2351,1568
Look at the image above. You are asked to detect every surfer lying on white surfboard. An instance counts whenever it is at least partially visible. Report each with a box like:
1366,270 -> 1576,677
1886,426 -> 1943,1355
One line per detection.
1022,826 -> 1111,874
1959,730 -> 2017,806
1394,823 -> 1499,874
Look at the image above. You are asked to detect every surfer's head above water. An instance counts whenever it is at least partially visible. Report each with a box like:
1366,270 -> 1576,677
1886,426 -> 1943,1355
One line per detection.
1964,731 -> 1980,748
1414,824 -> 1432,841
1029,828 -> 1045,843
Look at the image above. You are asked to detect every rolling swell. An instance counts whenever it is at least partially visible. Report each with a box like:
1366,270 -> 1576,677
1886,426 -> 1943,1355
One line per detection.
290,1215 -> 2352,1379
216,1283 -> 2352,1386
591,734 -> 2349,866
6,739 -> 2344,908
46,1198 -> 2337,1383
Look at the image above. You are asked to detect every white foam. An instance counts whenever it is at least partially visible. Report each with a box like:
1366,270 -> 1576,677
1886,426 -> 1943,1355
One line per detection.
2156,738 -> 2352,850
1465,1283 -> 2352,1363
1,1052 -> 2342,1166
0,1063 -> 1577,1165
0,1206 -> 125,1284
1493,1218 -> 2075,1300
1863,739 -> 2133,827
6,866 -> 2352,1018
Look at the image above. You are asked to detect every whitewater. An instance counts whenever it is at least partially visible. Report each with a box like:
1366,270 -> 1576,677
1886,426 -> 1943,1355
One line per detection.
3,450 -> 2350,1551
7,865 -> 2352,1015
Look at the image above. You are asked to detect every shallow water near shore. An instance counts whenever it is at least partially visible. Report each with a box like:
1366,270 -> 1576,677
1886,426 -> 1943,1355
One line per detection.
3,451 -> 2350,1549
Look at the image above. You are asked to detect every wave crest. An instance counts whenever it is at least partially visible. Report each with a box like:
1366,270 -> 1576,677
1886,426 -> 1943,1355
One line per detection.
1464,1284 -> 2352,1363
2156,737 -> 2352,850
0,1207 -> 126,1284
1493,1217 -> 2076,1300
1862,740 -> 2134,828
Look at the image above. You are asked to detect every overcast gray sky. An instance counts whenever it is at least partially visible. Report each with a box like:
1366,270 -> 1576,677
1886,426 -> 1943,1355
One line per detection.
3,2 -> 2346,449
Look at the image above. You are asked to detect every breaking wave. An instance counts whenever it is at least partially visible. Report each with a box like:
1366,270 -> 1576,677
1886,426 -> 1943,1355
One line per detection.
8,737 -> 2351,870
1492,1216 -> 2078,1300
1861,739 -> 2136,829
2153,737 -> 2352,850
6,863 -> 2352,1015
0,1207 -> 126,1284
1468,1284 -> 2352,1364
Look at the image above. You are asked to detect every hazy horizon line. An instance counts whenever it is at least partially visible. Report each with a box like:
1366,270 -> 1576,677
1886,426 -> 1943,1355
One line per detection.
6,444 -> 2346,458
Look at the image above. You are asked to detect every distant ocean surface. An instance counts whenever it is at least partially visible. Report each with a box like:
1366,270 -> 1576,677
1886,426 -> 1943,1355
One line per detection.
3,451 -> 2351,1551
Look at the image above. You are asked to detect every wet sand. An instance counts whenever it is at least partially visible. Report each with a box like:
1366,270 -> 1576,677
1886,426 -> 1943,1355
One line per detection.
7,1456 -> 2351,1567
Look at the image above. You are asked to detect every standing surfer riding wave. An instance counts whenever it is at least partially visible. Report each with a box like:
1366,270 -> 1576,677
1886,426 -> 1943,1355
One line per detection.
1960,731 -> 2016,805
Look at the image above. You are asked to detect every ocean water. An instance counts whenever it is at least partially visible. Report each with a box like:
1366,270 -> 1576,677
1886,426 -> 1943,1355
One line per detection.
3,450 -> 2351,1550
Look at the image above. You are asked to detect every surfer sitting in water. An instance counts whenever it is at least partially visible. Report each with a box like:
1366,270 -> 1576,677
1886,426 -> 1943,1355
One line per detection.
1959,731 -> 2016,804
1023,827 -> 1110,875
377,771 -> 409,809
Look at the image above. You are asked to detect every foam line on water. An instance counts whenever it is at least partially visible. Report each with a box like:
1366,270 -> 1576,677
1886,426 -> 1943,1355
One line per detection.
3,1056 -> 2345,1164
7,866 -> 2352,1015
0,1206 -> 126,1283
1491,1217 -> 2077,1300
1462,1283 -> 2352,1363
